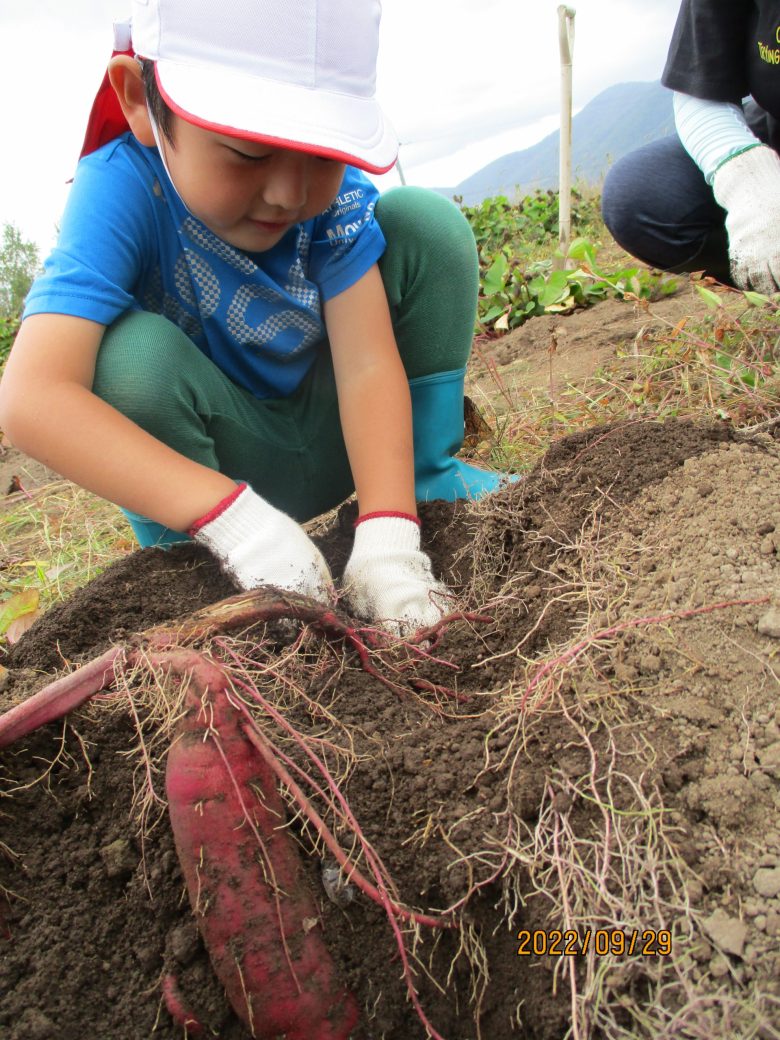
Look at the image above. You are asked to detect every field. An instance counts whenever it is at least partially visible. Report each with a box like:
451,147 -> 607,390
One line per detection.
1,193 -> 780,1039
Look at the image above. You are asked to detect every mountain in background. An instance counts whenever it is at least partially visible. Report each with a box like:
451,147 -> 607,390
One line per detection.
439,80 -> 674,205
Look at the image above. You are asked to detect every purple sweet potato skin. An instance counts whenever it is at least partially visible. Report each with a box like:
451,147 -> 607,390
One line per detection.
166,689 -> 359,1039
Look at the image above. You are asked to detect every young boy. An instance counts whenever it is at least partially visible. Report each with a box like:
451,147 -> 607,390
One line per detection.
0,0 -> 505,635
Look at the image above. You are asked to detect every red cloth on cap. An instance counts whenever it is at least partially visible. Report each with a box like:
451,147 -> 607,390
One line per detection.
79,49 -> 133,160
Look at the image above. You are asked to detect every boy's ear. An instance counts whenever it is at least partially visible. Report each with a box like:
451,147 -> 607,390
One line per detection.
108,56 -> 156,148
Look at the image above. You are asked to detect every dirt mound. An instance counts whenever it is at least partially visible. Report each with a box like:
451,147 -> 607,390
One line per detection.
2,418 -> 780,1040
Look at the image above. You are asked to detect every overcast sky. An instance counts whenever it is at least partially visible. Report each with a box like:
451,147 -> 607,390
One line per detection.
1,0 -> 682,257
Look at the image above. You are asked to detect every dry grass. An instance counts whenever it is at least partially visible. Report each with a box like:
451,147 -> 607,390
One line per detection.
464,284 -> 780,482
0,479 -> 133,650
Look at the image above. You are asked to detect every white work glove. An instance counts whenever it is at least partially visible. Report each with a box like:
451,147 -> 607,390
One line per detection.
190,483 -> 334,602
342,514 -> 453,636
712,145 -> 780,293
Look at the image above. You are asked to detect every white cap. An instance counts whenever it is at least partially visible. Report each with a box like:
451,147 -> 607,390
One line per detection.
129,0 -> 398,173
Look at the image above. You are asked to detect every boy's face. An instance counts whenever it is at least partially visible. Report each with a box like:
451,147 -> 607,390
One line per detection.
161,116 -> 347,252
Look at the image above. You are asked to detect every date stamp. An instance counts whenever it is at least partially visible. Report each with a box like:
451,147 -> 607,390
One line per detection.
517,929 -> 672,957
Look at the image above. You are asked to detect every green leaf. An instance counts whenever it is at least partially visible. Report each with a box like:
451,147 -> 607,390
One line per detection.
480,304 -> 506,324
743,290 -> 771,308
482,252 -> 509,295
538,281 -> 572,309
568,237 -> 598,269
0,589 -> 40,637
658,277 -> 681,297
548,270 -> 571,292
694,284 -> 723,309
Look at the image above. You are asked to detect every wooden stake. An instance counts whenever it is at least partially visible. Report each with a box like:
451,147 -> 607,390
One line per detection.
556,6 -> 576,270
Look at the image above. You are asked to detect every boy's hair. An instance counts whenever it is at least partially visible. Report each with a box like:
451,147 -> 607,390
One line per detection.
141,60 -> 175,145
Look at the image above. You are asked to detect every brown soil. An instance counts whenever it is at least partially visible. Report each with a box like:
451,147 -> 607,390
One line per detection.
2,289 -> 780,1040
467,278 -> 706,401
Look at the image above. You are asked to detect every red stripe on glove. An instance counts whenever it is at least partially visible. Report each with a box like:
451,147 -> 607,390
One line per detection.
189,483 -> 247,535
355,511 -> 420,528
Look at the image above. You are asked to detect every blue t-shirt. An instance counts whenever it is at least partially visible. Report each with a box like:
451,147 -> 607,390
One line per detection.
25,133 -> 386,399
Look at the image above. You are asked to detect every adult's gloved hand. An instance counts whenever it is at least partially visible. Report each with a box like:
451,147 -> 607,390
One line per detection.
190,483 -> 334,602
342,514 -> 453,636
712,145 -> 780,294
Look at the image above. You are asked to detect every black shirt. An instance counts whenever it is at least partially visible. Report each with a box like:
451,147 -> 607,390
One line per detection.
662,1 -> 780,121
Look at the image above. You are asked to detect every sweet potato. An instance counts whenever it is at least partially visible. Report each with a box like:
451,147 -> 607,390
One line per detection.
166,683 -> 359,1040
161,973 -> 205,1036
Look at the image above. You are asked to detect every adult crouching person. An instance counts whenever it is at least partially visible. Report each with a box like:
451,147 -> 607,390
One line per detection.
602,1 -> 780,293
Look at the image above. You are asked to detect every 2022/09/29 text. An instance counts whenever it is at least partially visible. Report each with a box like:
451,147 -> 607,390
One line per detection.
517,929 -> 672,957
